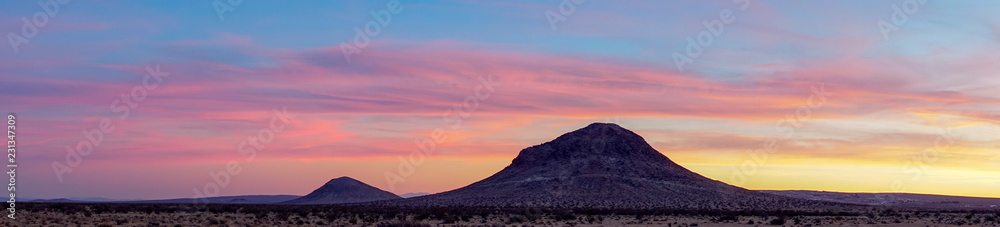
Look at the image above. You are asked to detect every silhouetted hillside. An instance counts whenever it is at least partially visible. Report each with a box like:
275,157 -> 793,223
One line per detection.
283,177 -> 400,204
386,123 -> 845,209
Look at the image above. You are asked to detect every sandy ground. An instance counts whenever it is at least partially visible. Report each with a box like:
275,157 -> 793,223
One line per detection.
3,210 -> 998,226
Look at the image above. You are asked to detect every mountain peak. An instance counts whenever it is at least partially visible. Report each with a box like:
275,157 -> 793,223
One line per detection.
284,177 -> 400,204
510,122 -> 669,168
326,176 -> 361,184
568,122 -> 631,138
582,122 -> 625,129
558,122 -> 641,142
388,122 -> 827,208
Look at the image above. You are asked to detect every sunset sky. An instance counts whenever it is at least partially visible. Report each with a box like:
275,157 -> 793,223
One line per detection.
2,1 -> 999,200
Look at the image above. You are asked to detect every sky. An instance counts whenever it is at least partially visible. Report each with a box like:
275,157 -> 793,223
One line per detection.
1,0 -> 999,200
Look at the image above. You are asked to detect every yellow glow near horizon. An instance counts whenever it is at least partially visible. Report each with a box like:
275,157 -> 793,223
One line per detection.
685,164 -> 1000,198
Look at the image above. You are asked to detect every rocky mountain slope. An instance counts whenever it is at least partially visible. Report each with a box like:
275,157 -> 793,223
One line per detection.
387,123 -> 842,209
